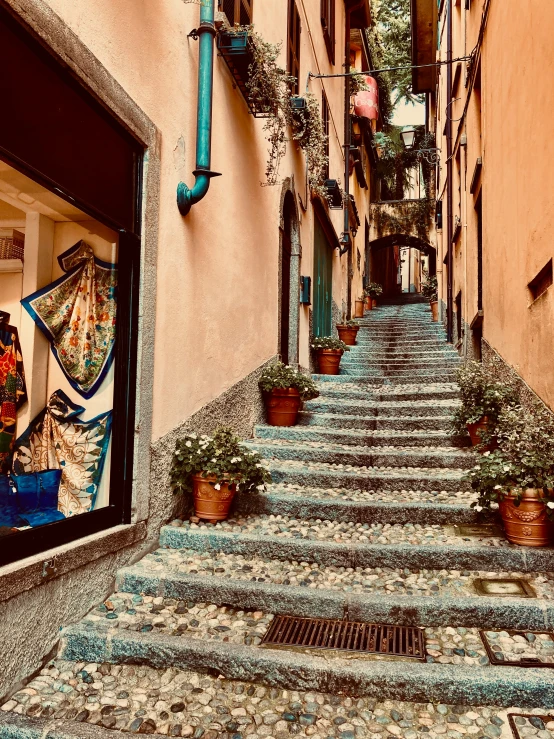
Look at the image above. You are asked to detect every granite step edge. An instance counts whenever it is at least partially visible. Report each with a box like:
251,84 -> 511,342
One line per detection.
115,566 -> 554,630
0,712 -> 168,739
59,625 -> 554,708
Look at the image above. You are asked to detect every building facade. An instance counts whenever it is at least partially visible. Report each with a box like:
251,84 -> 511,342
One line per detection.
0,0 -> 384,697
414,0 -> 554,409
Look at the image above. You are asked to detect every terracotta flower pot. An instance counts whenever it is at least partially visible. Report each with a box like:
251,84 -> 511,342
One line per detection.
372,298 -> 378,309
364,297 -> 372,311
430,300 -> 439,322
264,387 -> 301,426
317,348 -> 343,375
354,300 -> 365,318
467,416 -> 491,447
192,473 -> 236,522
336,324 -> 359,346
499,490 -> 554,547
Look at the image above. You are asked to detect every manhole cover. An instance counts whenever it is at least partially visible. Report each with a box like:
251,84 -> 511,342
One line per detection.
473,578 -> 537,598
508,714 -> 554,739
480,630 -> 554,667
261,616 -> 425,660
453,524 -> 504,537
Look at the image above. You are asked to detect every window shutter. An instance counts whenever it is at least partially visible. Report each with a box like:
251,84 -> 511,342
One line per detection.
321,0 -> 335,64
220,0 -> 252,26
322,92 -> 330,180
240,0 -> 253,25
287,0 -> 301,95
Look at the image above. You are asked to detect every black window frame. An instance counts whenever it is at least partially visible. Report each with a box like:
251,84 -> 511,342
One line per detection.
220,0 -> 253,26
0,9 -> 142,568
287,0 -> 301,95
322,91 -> 330,180
320,0 -> 335,64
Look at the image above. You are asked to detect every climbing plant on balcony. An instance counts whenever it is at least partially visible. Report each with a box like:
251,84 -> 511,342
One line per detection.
290,92 -> 329,197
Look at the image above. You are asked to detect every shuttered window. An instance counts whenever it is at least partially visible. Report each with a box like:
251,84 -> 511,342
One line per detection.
322,91 -> 330,180
287,0 -> 301,95
321,0 -> 335,64
220,0 -> 253,26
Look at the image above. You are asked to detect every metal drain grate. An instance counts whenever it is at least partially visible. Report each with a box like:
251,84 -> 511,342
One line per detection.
261,616 -> 426,660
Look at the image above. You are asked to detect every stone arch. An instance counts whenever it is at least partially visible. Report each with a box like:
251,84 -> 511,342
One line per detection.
278,177 -> 301,365
369,233 -> 436,276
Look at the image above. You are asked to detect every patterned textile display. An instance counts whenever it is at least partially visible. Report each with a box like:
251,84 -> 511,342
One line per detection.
0,318 -> 27,474
13,390 -> 113,517
21,241 -> 117,399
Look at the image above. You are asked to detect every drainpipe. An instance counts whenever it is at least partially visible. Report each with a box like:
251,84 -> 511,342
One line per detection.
344,5 -> 353,318
446,0 -> 454,342
177,0 -> 221,216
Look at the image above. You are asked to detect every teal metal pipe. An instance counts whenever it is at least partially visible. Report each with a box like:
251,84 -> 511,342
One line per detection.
177,0 -> 221,216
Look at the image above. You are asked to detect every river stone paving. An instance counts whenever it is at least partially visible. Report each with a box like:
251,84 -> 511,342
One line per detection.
265,482 -> 478,505
482,632 -> 554,665
510,715 -> 554,739
264,458 -> 468,476
4,660 -> 544,738
167,515 -> 512,548
132,547 -> 554,599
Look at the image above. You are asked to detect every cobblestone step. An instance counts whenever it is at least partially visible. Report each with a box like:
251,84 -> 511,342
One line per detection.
246,439 -> 474,470
315,384 -> 460,402
297,411 -> 455,431
3,660 -> 544,737
158,518 -> 554,573
116,548 -> 554,629
59,619 -> 554,708
304,398 -> 460,418
339,368 -> 458,381
267,459 -> 469,492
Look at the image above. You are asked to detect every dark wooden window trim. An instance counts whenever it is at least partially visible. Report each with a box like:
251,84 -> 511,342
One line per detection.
220,0 -> 253,26
287,0 -> 301,95
322,91 -> 330,180
528,259 -> 553,303
321,0 -> 335,64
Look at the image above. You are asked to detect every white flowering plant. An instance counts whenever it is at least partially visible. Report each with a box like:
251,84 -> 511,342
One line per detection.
259,361 -> 319,401
467,405 -> 554,517
337,319 -> 360,328
311,336 -> 349,352
365,282 -> 383,298
171,427 -> 271,496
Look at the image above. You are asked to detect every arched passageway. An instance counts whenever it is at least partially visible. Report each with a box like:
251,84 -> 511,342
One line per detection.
367,233 -> 436,296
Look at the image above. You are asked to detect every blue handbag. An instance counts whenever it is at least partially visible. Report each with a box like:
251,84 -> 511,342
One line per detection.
12,470 -> 65,527
0,474 -> 24,529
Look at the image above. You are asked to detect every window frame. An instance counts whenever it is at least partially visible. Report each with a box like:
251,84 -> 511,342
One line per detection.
320,0 -> 335,64
287,0 -> 301,95
322,91 -> 330,180
220,0 -> 253,26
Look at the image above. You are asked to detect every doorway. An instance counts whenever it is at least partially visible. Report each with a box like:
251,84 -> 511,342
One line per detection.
313,214 -> 333,336
280,195 -> 293,364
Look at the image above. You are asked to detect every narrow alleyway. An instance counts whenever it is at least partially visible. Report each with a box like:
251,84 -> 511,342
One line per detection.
2,301 -> 554,737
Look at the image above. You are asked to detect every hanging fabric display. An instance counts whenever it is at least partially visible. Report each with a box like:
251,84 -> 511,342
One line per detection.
0,313 -> 27,474
21,241 -> 117,399
13,389 -> 113,517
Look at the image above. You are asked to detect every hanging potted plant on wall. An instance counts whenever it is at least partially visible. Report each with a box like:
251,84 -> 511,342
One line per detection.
312,336 -> 349,375
336,318 -> 360,346
289,92 -> 329,198
422,274 -> 439,321
259,361 -> 319,426
452,362 -> 518,449
468,406 -> 554,547
171,427 -> 271,522
367,282 -> 383,308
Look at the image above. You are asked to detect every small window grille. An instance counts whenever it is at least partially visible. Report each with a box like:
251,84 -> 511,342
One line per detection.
528,259 -> 553,302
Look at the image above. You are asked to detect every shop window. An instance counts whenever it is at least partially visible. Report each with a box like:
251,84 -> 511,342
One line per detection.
287,0 -> 301,95
220,0 -> 253,26
528,259 -> 553,302
0,6 -> 142,567
321,0 -> 335,64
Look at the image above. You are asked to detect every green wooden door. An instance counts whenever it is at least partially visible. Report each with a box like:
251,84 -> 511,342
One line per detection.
313,215 -> 333,337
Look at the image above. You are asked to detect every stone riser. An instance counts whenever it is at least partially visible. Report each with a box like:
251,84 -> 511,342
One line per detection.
254,424 -> 468,448
0,714 -> 158,739
339,369 -> 457,380
297,412 -> 454,431
247,442 -> 473,470
116,566 -> 554,630
316,388 -> 460,402
304,401 -> 458,417
268,464 -> 467,492
235,491 -> 475,524
159,526 -> 554,573
59,625 -> 554,708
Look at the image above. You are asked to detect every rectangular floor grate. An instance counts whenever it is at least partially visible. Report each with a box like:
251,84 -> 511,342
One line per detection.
480,630 -> 554,667
473,578 -> 537,598
508,714 -> 554,739
453,524 -> 504,538
261,616 -> 426,660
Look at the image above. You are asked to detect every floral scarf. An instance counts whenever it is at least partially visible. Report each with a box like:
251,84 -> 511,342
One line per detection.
21,241 -> 117,399
13,390 -> 112,517
0,322 -> 27,474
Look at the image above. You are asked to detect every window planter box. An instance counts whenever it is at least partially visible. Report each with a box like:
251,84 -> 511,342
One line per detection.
217,30 -> 274,117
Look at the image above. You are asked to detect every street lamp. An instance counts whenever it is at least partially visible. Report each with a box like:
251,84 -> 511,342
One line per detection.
401,128 -> 417,150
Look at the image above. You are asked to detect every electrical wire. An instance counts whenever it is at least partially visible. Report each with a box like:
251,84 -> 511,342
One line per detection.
308,55 -> 473,81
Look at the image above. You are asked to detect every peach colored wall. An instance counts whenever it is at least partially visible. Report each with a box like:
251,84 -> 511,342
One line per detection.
40,0 -> 366,438
435,0 -> 554,404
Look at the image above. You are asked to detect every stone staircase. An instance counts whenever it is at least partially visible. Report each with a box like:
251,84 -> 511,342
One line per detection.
2,302 -> 554,738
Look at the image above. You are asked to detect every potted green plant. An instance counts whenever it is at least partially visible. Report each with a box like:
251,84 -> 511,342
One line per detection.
336,318 -> 360,346
422,274 -> 438,321
452,362 -> 518,448
171,427 -> 271,522
312,336 -> 349,375
367,282 -> 383,308
259,361 -> 319,426
354,295 -> 365,317
468,406 -> 554,546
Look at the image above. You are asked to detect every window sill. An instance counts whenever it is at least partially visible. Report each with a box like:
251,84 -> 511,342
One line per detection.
0,521 -> 147,603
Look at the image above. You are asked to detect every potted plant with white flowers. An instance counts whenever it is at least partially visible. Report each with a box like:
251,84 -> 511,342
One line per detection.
259,361 -> 319,426
468,405 -> 554,546
171,427 -> 271,522
312,336 -> 349,375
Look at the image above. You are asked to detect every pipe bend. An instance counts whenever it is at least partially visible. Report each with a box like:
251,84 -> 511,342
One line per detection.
177,170 -> 221,216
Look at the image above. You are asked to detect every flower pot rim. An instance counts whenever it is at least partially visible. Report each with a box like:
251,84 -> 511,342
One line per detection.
316,348 -> 344,354
336,323 -> 359,330
266,386 -> 301,395
191,471 -> 234,483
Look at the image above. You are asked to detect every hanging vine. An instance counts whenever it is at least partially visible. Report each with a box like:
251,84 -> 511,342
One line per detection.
290,92 -> 329,197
